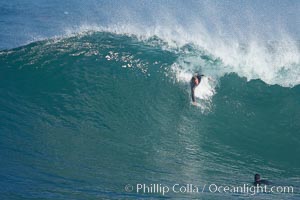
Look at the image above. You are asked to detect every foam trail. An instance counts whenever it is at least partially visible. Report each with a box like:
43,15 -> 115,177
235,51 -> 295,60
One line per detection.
194,77 -> 215,101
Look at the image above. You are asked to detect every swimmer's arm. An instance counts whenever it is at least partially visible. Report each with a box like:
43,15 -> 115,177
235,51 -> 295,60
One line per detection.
208,76 -> 215,81
191,87 -> 196,103
200,74 -> 214,81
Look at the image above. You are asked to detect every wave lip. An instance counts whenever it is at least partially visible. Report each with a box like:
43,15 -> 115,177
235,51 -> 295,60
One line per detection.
64,23 -> 300,88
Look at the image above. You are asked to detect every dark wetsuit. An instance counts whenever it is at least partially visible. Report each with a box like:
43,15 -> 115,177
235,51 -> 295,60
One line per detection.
190,74 -> 204,102
254,180 -> 271,185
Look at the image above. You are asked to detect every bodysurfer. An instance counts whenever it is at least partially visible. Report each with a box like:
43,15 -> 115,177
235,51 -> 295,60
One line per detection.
254,174 -> 271,185
190,73 -> 213,105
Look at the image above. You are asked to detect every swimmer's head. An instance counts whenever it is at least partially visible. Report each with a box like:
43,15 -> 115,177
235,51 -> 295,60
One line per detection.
255,174 -> 260,182
195,77 -> 199,85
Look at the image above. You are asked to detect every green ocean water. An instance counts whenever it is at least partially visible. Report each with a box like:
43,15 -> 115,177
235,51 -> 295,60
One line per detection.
0,32 -> 300,199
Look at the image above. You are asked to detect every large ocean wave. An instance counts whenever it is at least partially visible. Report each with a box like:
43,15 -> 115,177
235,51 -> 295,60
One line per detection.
0,7 -> 300,199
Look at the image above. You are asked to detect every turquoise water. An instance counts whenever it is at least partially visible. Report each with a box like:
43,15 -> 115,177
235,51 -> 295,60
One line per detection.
1,0 -> 300,199
1,32 -> 300,199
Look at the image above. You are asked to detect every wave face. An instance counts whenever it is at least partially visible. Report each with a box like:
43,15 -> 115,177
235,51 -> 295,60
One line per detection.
1,32 -> 300,199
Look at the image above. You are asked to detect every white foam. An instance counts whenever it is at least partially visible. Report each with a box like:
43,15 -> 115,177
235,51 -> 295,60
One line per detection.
194,77 -> 215,101
61,20 -> 300,88
12,0 -> 299,88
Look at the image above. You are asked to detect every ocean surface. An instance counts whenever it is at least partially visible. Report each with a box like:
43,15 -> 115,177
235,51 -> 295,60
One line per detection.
1,1 -> 300,199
